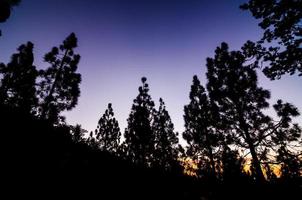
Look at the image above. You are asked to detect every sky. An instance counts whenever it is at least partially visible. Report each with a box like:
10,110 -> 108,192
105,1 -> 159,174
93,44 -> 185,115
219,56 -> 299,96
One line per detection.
0,0 -> 301,140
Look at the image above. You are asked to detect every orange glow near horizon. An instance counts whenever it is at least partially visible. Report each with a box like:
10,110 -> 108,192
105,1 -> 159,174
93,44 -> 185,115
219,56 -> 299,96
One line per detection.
180,157 -> 198,177
181,156 -> 283,179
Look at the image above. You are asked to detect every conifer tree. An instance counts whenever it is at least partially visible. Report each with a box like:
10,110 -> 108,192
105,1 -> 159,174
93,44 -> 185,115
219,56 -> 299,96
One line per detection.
206,42 -> 301,183
95,103 -> 121,153
271,100 -> 302,179
123,77 -> 156,166
183,75 -> 220,179
152,98 -> 179,170
0,41 -> 38,113
206,43 -> 270,183
38,33 -> 81,123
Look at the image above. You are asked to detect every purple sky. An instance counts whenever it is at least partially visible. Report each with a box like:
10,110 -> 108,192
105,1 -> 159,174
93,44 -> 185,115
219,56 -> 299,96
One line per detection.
0,0 -> 301,138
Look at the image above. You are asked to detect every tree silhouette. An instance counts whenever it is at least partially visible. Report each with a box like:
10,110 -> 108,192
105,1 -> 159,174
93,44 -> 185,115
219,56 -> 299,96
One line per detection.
206,42 -> 269,183
271,100 -> 302,179
277,146 -> 301,179
38,33 -> 81,123
183,75 -> 220,180
123,77 -> 156,166
152,98 -> 179,170
241,0 -> 302,79
206,42 -> 302,184
0,41 -> 38,114
94,103 -> 121,153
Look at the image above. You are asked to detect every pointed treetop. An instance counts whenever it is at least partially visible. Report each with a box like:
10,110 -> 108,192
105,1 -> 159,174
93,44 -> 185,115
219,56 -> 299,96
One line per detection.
62,32 -> 78,50
141,77 -> 147,83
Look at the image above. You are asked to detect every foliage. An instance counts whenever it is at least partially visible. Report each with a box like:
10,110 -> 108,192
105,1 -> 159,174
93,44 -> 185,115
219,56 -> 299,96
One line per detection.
70,124 -> 87,143
206,42 -> 269,182
38,33 -> 81,123
94,103 -> 121,153
206,42 -> 302,183
123,77 -> 156,166
241,0 -> 302,79
153,98 -> 180,171
183,75 -> 221,179
0,42 -> 38,114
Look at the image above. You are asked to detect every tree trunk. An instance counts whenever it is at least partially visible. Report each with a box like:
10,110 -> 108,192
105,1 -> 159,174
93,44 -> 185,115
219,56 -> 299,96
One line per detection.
41,49 -> 69,119
239,117 -> 266,184
245,132 -> 266,183
205,134 -> 216,179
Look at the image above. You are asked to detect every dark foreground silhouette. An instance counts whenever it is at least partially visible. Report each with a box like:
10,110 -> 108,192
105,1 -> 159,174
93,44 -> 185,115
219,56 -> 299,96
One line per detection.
1,104 -> 301,199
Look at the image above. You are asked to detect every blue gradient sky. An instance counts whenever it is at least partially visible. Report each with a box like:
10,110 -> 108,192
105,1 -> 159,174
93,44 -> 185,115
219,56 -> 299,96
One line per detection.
1,0 -> 301,137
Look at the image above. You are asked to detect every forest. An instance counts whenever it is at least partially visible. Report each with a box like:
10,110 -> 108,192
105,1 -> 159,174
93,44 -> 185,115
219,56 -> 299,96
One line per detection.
1,0 -> 301,199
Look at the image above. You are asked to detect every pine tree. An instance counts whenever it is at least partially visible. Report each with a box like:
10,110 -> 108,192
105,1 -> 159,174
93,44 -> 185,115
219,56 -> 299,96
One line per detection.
206,42 -> 301,183
183,75 -> 220,179
38,33 -> 81,123
152,98 -> 179,171
0,41 -> 38,114
206,43 -> 269,183
123,77 -> 156,166
95,103 -> 121,153
272,100 -> 302,179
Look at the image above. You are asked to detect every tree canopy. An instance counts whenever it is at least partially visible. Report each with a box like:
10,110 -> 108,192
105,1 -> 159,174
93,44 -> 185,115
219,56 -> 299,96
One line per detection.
38,33 -> 81,123
241,0 -> 302,79
94,103 -> 121,153
123,77 -> 156,166
0,41 -> 38,114
153,98 -> 180,170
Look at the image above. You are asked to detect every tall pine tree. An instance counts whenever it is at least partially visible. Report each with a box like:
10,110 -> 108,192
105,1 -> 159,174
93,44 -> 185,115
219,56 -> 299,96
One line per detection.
183,75 -> 220,179
206,42 -> 301,183
0,41 -> 38,114
206,43 -> 270,183
95,103 -> 121,153
152,98 -> 179,171
38,33 -> 81,123
123,77 -> 156,166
